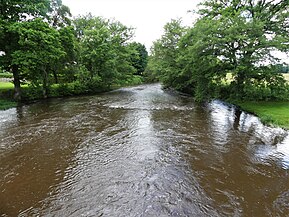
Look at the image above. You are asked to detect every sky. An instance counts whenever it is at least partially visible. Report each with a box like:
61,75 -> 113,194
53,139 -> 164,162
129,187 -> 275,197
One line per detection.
62,0 -> 202,50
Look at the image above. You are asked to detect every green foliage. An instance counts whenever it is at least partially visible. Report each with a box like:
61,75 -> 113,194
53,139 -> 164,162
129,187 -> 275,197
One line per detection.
21,86 -> 43,101
198,0 -> 289,100
10,18 -> 65,98
128,42 -> 148,75
1,1 -> 144,102
149,19 -> 187,88
75,15 -> 136,88
143,56 -> 160,83
0,0 -> 51,100
150,0 -> 289,102
116,75 -> 143,87
49,0 -> 72,27
51,26 -> 78,83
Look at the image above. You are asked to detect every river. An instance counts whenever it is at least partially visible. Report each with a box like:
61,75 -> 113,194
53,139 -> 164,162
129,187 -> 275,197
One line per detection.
0,83 -> 288,216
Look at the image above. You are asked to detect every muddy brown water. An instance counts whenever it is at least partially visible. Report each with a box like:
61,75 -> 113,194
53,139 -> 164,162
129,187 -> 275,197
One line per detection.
0,84 -> 289,216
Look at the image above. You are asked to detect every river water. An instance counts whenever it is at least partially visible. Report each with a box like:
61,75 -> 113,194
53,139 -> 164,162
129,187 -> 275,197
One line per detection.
0,84 -> 288,216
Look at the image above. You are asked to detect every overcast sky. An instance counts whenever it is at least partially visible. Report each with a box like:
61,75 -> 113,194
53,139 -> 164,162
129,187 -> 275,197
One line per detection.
62,0 -> 202,50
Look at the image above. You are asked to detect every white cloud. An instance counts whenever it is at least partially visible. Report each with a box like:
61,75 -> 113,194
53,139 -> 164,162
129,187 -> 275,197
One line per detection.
62,0 -> 202,50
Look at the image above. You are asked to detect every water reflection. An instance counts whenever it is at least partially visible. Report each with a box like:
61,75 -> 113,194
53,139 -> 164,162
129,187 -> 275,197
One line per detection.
208,100 -> 289,170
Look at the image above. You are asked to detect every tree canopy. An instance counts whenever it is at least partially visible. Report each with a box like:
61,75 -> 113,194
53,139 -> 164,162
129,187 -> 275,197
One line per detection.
149,0 -> 289,101
0,1 -> 148,100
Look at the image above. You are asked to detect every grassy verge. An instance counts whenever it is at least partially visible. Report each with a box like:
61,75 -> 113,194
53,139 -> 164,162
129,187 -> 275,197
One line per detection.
0,99 -> 17,110
236,101 -> 289,129
0,81 -> 14,90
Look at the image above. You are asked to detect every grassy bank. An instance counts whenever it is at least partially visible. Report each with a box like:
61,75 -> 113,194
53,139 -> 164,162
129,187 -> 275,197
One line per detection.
236,101 -> 289,129
0,99 -> 17,110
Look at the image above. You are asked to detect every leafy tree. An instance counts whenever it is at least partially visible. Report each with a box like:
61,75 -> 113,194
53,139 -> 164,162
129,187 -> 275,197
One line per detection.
56,26 -> 78,83
151,0 -> 289,101
75,15 -> 135,89
197,0 -> 289,99
11,18 -> 65,98
150,19 -> 186,89
73,13 -> 95,40
143,56 -> 160,82
128,42 -> 148,75
177,18 -> 228,100
0,0 -> 50,100
47,0 -> 75,84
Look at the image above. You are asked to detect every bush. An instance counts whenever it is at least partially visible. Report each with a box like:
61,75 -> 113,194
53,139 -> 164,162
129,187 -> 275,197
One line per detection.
21,86 -> 43,101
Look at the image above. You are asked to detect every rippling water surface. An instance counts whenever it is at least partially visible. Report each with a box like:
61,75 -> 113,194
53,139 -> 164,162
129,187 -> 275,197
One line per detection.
0,84 -> 289,216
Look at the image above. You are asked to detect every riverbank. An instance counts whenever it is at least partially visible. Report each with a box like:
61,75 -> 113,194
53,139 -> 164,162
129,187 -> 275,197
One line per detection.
235,101 -> 289,130
0,99 -> 17,110
0,82 -> 16,110
1,81 -> 289,131
0,76 -> 144,110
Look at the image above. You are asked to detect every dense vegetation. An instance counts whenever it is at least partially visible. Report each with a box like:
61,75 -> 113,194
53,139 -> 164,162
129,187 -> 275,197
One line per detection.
147,0 -> 289,102
0,0 -> 148,101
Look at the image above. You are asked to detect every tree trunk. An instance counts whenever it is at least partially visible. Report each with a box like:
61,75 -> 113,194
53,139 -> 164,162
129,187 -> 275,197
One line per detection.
12,65 -> 21,101
53,71 -> 58,84
42,67 -> 48,99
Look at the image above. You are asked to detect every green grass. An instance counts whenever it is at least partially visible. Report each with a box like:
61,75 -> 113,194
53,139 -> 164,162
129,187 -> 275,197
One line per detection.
0,99 -> 17,110
0,81 -> 14,90
237,101 -> 289,129
0,81 -> 29,90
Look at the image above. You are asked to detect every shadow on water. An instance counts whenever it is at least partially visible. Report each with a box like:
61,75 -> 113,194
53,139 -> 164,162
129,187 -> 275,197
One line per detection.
0,84 -> 288,216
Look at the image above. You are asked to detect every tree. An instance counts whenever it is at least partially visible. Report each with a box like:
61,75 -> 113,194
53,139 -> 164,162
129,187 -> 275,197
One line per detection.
151,0 -> 289,101
177,18 -> 228,100
0,0 -> 50,100
197,0 -> 289,99
150,19 -> 186,89
55,26 -> 78,83
11,18 -> 65,98
128,42 -> 148,75
48,0 -> 75,84
75,15 -> 135,89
